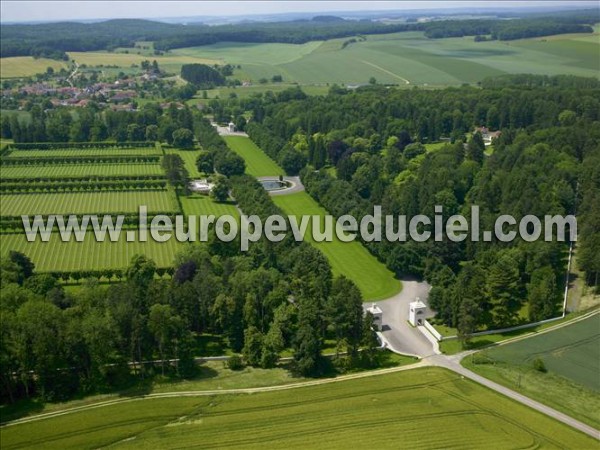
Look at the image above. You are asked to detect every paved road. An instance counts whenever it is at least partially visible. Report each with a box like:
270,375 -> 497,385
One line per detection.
427,353 -> 600,440
257,176 -> 305,196
367,279 -> 435,357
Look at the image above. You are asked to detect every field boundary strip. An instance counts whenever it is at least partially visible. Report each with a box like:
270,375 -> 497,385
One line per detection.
359,60 -> 410,84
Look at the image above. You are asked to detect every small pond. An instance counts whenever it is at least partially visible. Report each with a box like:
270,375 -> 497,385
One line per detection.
260,180 -> 290,191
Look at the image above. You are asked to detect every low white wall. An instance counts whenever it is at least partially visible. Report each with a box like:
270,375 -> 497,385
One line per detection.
423,320 -> 442,341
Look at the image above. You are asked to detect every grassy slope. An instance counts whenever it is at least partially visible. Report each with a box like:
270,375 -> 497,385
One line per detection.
175,29 -> 599,86
463,313 -> 600,428
0,57 -> 67,78
66,52 -> 220,74
273,192 -> 400,301
1,367 -> 596,449
5,29 -> 596,82
224,135 -> 283,177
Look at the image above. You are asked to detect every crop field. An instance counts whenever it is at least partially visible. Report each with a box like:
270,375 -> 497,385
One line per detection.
0,163 -> 164,178
2,367 -> 596,449
224,136 -> 283,177
273,192 -> 400,301
188,84 -> 330,105
1,190 -> 178,215
464,313 -> 600,428
164,148 -> 203,178
172,29 -> 599,86
5,147 -> 160,158
0,232 -> 182,272
66,51 -> 220,74
474,313 -> 599,390
0,56 -> 68,78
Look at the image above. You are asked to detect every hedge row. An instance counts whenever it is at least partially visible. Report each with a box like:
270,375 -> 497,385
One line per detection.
1,181 -> 168,193
3,175 -> 167,183
7,141 -> 156,150
1,155 -> 161,165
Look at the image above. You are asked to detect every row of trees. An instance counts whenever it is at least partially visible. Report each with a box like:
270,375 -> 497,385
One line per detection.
1,155 -> 160,165
0,181 -> 168,194
0,102 -> 196,145
195,118 -> 246,177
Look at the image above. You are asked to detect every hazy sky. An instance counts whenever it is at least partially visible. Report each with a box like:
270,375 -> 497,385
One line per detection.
1,1 -> 596,23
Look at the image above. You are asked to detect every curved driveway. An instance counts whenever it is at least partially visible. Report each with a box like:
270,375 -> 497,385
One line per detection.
366,279 -> 435,357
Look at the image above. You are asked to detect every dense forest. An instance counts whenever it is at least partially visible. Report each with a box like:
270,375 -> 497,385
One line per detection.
2,11 -> 596,58
225,75 -> 599,337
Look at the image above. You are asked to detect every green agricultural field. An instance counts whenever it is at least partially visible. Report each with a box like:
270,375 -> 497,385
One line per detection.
1,190 -> 178,215
464,313 -> 600,428
164,148 -> 203,178
273,192 -> 400,301
5,147 -> 160,158
66,51 -> 220,74
0,56 -> 68,78
0,163 -> 164,179
224,136 -> 283,177
188,84 -> 330,106
2,367 -> 596,449
473,314 -> 599,390
0,232 -> 183,272
172,29 -> 599,86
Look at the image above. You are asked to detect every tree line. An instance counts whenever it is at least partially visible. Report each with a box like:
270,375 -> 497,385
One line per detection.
1,102 -> 196,145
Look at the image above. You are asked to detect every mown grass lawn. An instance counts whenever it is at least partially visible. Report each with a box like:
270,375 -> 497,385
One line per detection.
223,135 -> 283,177
164,148 -> 204,178
273,192 -> 401,301
1,190 -> 178,216
1,232 -> 184,272
1,163 -> 164,179
179,194 -> 239,219
2,367 -> 596,449
463,313 -> 600,428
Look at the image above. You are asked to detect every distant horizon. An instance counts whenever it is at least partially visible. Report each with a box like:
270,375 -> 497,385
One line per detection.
1,1 -> 598,24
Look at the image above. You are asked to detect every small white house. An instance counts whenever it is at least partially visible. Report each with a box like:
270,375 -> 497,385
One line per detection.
228,122 -> 236,133
408,298 -> 427,327
365,303 -> 383,330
